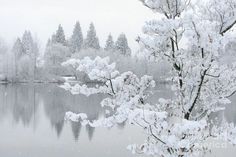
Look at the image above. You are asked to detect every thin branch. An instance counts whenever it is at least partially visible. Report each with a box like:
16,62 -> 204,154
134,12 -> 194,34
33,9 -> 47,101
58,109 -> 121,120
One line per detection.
220,20 -> 236,35
226,89 -> 236,98
205,73 -> 220,78
109,78 -> 116,95
149,125 -> 167,145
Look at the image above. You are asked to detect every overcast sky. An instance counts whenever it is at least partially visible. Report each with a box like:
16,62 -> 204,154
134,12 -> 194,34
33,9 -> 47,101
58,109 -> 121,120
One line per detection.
0,0 -> 157,51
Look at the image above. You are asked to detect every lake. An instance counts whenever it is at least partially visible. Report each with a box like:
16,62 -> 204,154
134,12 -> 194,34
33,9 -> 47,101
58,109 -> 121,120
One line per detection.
0,84 -> 236,157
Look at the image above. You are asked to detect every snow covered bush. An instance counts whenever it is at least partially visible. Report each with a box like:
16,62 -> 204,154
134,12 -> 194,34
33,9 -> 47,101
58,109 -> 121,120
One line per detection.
67,48 -> 169,82
62,0 -> 236,157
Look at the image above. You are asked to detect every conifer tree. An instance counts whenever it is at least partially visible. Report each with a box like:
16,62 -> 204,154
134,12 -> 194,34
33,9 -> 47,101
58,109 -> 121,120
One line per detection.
12,38 -> 24,79
55,24 -> 66,45
22,31 -> 34,55
84,23 -> 100,50
70,21 -> 83,53
21,31 -> 38,80
115,33 -> 131,55
104,34 -> 114,51
12,38 -> 24,59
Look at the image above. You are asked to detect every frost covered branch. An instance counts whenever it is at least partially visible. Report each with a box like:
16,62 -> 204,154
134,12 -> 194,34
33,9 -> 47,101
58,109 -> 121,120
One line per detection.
61,0 -> 236,157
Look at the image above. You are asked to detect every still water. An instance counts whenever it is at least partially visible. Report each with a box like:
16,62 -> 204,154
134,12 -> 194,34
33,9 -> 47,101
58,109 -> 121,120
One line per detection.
0,84 -> 236,157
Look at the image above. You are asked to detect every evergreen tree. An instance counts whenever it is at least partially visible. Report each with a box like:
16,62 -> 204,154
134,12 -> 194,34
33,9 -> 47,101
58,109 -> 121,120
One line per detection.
51,34 -> 57,44
104,34 -> 114,51
21,31 -> 39,80
55,24 -> 66,45
12,38 -> 24,59
70,21 -> 83,53
84,23 -> 100,50
12,38 -> 24,79
22,31 -> 34,55
115,33 -> 131,55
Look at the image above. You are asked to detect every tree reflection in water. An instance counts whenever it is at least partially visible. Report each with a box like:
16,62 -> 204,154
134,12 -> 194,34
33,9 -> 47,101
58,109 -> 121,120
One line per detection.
0,83 -> 235,142
0,84 -> 103,141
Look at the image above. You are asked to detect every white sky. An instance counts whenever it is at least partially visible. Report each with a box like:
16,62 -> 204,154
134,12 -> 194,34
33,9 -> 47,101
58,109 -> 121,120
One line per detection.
0,0 -> 157,51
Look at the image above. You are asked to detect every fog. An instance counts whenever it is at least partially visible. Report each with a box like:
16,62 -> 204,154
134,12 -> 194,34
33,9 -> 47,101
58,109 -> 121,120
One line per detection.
0,0 -> 156,51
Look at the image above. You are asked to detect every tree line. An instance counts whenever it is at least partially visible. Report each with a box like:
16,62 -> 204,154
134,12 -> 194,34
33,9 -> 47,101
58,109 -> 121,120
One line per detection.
0,21 -> 131,82
46,22 -> 131,54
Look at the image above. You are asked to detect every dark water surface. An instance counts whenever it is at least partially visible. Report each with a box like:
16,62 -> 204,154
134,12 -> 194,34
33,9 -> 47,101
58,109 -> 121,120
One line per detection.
0,84 -> 236,157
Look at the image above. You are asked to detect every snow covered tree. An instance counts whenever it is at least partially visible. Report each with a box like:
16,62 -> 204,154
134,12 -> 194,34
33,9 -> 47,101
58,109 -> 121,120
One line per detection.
21,31 -> 39,81
51,34 -> 57,44
62,0 -> 236,157
54,24 -> 66,45
22,31 -> 34,56
104,34 -> 114,51
12,38 -> 24,59
0,38 -> 8,80
21,31 -> 39,60
44,43 -> 70,76
115,33 -> 131,55
61,58 -> 80,80
44,24 -> 71,77
84,23 -> 100,50
69,21 -> 83,53
12,38 -> 24,80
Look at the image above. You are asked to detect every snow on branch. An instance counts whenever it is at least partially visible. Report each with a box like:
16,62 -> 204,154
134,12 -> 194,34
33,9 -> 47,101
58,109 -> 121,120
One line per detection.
61,0 -> 236,156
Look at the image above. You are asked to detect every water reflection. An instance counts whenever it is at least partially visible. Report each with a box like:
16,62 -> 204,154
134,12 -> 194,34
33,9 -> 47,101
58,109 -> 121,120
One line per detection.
71,121 -> 82,141
0,84 -> 103,141
0,84 -> 38,127
1,83 -> 236,140
0,83 -> 236,157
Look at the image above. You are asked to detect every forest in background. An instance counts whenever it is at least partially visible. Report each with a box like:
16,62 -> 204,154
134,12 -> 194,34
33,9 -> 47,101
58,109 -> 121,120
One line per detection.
0,21 -> 169,83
